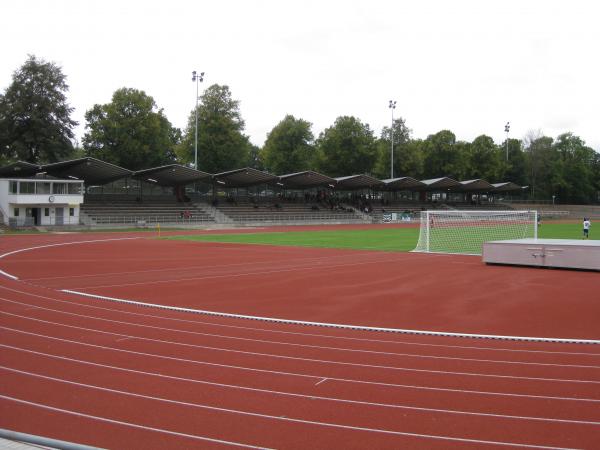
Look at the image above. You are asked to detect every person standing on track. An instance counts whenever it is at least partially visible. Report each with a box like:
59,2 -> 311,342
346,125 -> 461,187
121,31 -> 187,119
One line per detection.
583,217 -> 591,239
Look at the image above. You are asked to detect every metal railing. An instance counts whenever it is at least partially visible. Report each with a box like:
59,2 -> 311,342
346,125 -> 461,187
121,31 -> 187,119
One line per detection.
8,216 -> 81,227
0,428 -> 102,450
89,215 -> 215,226
226,213 -> 365,223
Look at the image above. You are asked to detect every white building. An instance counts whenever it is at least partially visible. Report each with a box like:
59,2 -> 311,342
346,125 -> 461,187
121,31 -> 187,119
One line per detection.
0,158 -> 134,228
0,177 -> 84,226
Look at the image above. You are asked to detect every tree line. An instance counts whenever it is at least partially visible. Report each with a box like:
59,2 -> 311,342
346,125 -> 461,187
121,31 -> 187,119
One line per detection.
1,56 -> 599,204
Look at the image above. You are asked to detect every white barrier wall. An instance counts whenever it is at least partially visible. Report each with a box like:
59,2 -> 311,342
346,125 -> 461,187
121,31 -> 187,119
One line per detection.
483,238 -> 600,271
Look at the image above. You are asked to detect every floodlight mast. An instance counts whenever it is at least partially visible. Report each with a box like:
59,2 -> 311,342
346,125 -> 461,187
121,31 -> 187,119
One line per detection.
504,121 -> 510,161
389,100 -> 397,179
192,71 -> 205,170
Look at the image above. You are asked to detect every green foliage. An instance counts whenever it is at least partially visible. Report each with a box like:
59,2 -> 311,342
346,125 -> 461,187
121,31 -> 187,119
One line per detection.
246,143 -> 264,170
178,84 -> 252,173
82,88 -> 178,170
374,117 -> 420,179
524,134 -> 554,199
261,115 -> 315,174
2,56 -> 597,203
315,116 -> 378,176
469,135 -> 503,181
551,133 -> 599,204
0,55 -> 77,164
502,138 -> 527,186
422,130 -> 460,178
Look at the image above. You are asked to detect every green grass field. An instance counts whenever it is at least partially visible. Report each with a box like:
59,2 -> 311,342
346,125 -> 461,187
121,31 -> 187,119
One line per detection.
167,222 -> 595,252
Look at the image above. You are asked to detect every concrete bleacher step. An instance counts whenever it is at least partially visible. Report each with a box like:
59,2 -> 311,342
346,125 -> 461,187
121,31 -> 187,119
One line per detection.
81,199 -> 215,225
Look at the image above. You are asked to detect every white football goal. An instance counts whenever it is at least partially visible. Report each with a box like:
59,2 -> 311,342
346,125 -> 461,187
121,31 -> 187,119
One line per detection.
412,210 -> 538,255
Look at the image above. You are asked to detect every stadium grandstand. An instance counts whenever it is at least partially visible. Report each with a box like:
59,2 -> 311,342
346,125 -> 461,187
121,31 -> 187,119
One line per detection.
3,156 -> 583,230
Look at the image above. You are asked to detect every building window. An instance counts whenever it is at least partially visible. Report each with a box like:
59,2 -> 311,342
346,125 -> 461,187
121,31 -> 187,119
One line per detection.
53,183 -> 67,194
37,182 -> 51,194
14,208 -> 19,217
9,181 -> 18,194
68,183 -> 83,194
45,208 -> 50,217
19,182 -> 35,194
69,208 -> 75,216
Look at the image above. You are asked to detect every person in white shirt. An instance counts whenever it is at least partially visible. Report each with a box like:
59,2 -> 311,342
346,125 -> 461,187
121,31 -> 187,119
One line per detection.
583,217 -> 591,239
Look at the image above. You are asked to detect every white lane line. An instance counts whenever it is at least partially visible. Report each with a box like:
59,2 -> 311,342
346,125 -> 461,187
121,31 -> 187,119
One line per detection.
6,308 -> 600,384
4,311 -> 600,385
61,255 -> 416,290
23,252 -> 399,282
0,368 -> 581,449
2,297 -> 598,370
5,313 -> 600,392
4,326 -> 598,403
0,394 -> 268,449
5,346 -> 598,425
0,270 -> 18,280
61,289 -> 600,345
2,284 -> 598,357
0,238 -> 141,280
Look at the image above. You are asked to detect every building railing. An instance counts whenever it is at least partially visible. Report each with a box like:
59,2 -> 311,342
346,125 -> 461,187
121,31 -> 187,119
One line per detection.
8,216 -> 81,227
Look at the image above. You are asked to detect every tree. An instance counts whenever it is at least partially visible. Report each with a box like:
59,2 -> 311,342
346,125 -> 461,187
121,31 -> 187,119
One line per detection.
0,55 -> 77,164
82,88 -> 178,170
177,84 -> 252,173
498,138 -> 526,185
421,130 -> 462,178
261,115 -> 315,174
374,117 -> 417,178
315,116 -> 378,177
552,133 -> 598,203
524,132 -> 556,200
468,135 -> 503,181
246,143 -> 263,170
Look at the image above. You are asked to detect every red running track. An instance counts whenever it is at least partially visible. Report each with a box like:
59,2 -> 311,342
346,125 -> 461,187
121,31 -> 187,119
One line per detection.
0,229 -> 599,449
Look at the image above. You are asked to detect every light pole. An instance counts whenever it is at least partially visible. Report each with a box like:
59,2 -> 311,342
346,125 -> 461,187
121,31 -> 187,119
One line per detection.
504,121 -> 510,161
192,71 -> 204,170
389,100 -> 397,179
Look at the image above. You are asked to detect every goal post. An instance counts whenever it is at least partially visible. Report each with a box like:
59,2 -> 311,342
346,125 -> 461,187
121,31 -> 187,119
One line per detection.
412,210 -> 538,255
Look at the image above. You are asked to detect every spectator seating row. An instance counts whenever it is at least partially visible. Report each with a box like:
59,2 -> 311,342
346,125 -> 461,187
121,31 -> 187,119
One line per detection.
214,197 -> 365,224
81,196 -> 214,226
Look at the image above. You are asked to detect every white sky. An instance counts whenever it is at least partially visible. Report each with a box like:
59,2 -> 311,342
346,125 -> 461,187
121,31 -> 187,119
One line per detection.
2,0 -> 599,151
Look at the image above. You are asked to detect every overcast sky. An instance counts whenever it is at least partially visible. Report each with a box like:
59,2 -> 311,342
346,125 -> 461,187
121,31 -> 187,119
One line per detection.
2,0 -> 599,151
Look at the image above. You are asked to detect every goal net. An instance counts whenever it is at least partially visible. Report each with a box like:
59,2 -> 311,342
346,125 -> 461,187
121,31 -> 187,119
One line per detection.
412,210 -> 538,255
